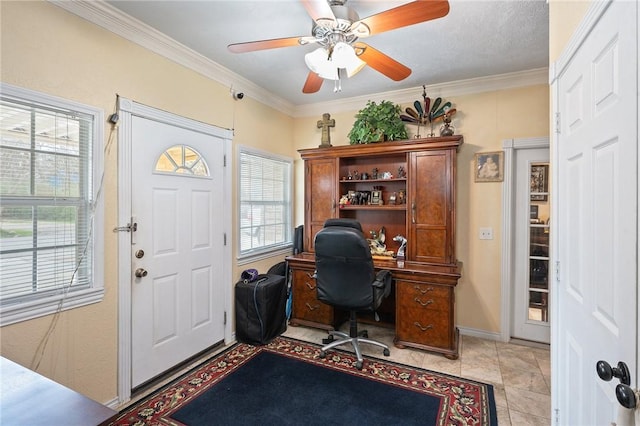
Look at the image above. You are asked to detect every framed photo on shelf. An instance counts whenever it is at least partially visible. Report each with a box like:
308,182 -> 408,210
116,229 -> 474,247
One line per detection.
530,165 -> 548,201
474,151 -> 504,182
370,190 -> 382,205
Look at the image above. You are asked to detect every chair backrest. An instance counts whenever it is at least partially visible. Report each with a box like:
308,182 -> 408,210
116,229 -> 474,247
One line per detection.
322,218 -> 363,231
314,219 -> 375,311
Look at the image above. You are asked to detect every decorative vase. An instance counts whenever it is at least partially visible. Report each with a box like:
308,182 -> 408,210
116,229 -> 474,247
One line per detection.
439,113 -> 455,136
440,123 -> 454,136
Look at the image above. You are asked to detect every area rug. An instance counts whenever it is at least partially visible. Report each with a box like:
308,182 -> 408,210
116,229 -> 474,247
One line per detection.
111,336 -> 497,426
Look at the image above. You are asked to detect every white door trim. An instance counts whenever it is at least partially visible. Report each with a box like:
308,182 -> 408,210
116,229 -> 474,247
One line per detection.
116,97 -> 233,404
637,0 -> 639,390
500,137 -> 550,343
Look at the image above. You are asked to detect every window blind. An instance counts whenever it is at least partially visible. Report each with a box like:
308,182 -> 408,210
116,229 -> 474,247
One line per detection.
0,99 -> 94,304
238,148 -> 292,257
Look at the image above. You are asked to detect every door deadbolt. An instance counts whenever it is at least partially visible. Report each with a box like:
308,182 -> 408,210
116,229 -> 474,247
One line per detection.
135,249 -> 145,259
134,268 -> 148,278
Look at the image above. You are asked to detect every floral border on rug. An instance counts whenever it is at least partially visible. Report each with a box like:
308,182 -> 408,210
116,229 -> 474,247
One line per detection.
111,336 -> 495,426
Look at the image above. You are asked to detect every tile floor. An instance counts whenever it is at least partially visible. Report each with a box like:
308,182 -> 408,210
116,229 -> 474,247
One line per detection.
283,324 -> 551,426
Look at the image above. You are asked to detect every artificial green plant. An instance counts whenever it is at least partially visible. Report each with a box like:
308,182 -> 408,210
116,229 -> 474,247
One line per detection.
348,100 -> 408,144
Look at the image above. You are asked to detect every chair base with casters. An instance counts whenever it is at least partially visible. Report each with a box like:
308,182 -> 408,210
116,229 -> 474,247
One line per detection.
318,311 -> 390,370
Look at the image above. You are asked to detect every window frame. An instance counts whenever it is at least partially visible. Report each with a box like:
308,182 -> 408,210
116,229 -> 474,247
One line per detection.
236,145 -> 293,263
0,83 -> 104,326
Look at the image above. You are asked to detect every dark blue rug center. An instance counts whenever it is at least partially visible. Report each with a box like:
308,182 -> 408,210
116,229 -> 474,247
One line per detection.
171,351 -> 442,425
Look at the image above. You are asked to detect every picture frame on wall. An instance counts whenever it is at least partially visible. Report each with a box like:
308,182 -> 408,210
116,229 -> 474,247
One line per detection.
530,164 -> 548,201
474,151 -> 504,182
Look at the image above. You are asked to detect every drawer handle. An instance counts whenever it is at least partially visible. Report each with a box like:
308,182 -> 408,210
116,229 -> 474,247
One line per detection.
414,285 -> 435,294
414,298 -> 434,307
305,272 -> 315,279
414,322 -> 434,332
412,202 -> 416,224
305,281 -> 317,290
305,303 -> 320,311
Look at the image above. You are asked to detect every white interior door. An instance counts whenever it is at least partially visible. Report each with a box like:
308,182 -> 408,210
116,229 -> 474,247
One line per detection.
512,148 -> 550,343
553,1 -> 638,423
131,116 -> 225,388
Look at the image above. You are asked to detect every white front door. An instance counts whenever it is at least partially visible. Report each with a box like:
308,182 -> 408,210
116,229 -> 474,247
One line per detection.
553,1 -> 638,423
130,115 -> 226,388
512,147 -> 550,343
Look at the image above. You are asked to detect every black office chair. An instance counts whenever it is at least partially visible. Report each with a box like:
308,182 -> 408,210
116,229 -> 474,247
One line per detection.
314,219 -> 392,369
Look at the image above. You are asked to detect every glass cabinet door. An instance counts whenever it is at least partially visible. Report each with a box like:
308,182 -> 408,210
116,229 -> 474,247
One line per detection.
528,163 -> 550,322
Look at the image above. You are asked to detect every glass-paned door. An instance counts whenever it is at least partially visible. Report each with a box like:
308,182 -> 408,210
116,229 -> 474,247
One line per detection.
512,147 -> 550,343
529,163 -> 550,323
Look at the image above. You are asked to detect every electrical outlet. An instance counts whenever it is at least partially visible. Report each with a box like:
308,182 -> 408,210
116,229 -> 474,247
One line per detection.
479,227 -> 493,240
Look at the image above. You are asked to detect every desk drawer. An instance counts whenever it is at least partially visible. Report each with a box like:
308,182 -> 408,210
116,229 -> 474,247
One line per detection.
396,305 -> 452,349
290,269 -> 333,326
395,280 -> 454,350
399,281 -> 450,300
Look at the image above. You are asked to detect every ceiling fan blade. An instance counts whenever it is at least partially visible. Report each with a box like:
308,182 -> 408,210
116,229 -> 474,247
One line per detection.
354,0 -> 450,37
300,0 -> 336,22
302,71 -> 324,93
354,43 -> 411,81
228,36 -> 304,53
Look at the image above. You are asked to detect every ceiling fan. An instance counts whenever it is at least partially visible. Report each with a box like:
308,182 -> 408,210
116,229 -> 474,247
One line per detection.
228,0 -> 450,94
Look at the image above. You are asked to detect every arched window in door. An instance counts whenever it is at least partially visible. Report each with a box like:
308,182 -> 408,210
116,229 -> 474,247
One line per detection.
154,144 -> 210,176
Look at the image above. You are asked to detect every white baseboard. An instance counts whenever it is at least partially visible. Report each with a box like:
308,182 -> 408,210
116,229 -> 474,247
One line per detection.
104,397 -> 120,410
457,326 -> 504,342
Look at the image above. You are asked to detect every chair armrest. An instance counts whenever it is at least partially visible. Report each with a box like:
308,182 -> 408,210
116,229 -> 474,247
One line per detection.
372,270 -> 392,300
372,270 -> 390,288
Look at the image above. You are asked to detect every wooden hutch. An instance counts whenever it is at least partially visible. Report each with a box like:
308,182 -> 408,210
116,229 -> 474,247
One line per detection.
286,136 -> 463,359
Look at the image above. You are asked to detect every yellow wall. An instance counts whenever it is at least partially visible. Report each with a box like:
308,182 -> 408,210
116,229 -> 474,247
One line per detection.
294,85 -> 550,333
549,1 -> 591,62
1,0 -> 551,405
0,0 -> 293,404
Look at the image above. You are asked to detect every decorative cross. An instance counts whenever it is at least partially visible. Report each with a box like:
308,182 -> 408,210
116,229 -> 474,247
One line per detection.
317,113 -> 335,148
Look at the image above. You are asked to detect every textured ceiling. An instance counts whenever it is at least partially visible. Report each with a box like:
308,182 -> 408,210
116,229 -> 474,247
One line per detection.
105,0 -> 549,106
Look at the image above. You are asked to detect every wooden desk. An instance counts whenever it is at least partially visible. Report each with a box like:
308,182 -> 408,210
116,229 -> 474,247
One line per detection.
286,253 -> 462,359
0,357 -> 117,426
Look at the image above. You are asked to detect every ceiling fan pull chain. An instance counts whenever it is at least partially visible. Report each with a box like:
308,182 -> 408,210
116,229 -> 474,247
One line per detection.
334,68 -> 342,93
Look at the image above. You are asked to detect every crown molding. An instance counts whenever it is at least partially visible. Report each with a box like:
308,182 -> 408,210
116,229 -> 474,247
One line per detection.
49,0 -> 297,116
293,68 -> 548,117
50,1 -> 548,118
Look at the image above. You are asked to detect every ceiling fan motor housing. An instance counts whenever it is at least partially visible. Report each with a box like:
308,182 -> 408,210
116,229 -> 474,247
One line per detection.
312,4 -> 364,47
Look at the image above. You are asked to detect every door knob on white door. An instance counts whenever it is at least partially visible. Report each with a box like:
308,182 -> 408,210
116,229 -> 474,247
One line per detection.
597,360 -> 637,409
134,268 -> 148,278
597,360 -> 631,385
615,383 -> 637,410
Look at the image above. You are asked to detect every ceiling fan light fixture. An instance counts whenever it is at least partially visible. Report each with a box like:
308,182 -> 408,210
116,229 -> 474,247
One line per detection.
305,42 -> 364,81
332,42 -> 366,77
318,67 -> 339,80
305,47 -> 339,80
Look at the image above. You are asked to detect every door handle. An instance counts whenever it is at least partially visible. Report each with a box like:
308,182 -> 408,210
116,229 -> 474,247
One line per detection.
615,383 -> 638,409
411,202 -> 416,224
134,268 -> 148,278
596,360 -> 637,409
596,360 -> 631,385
